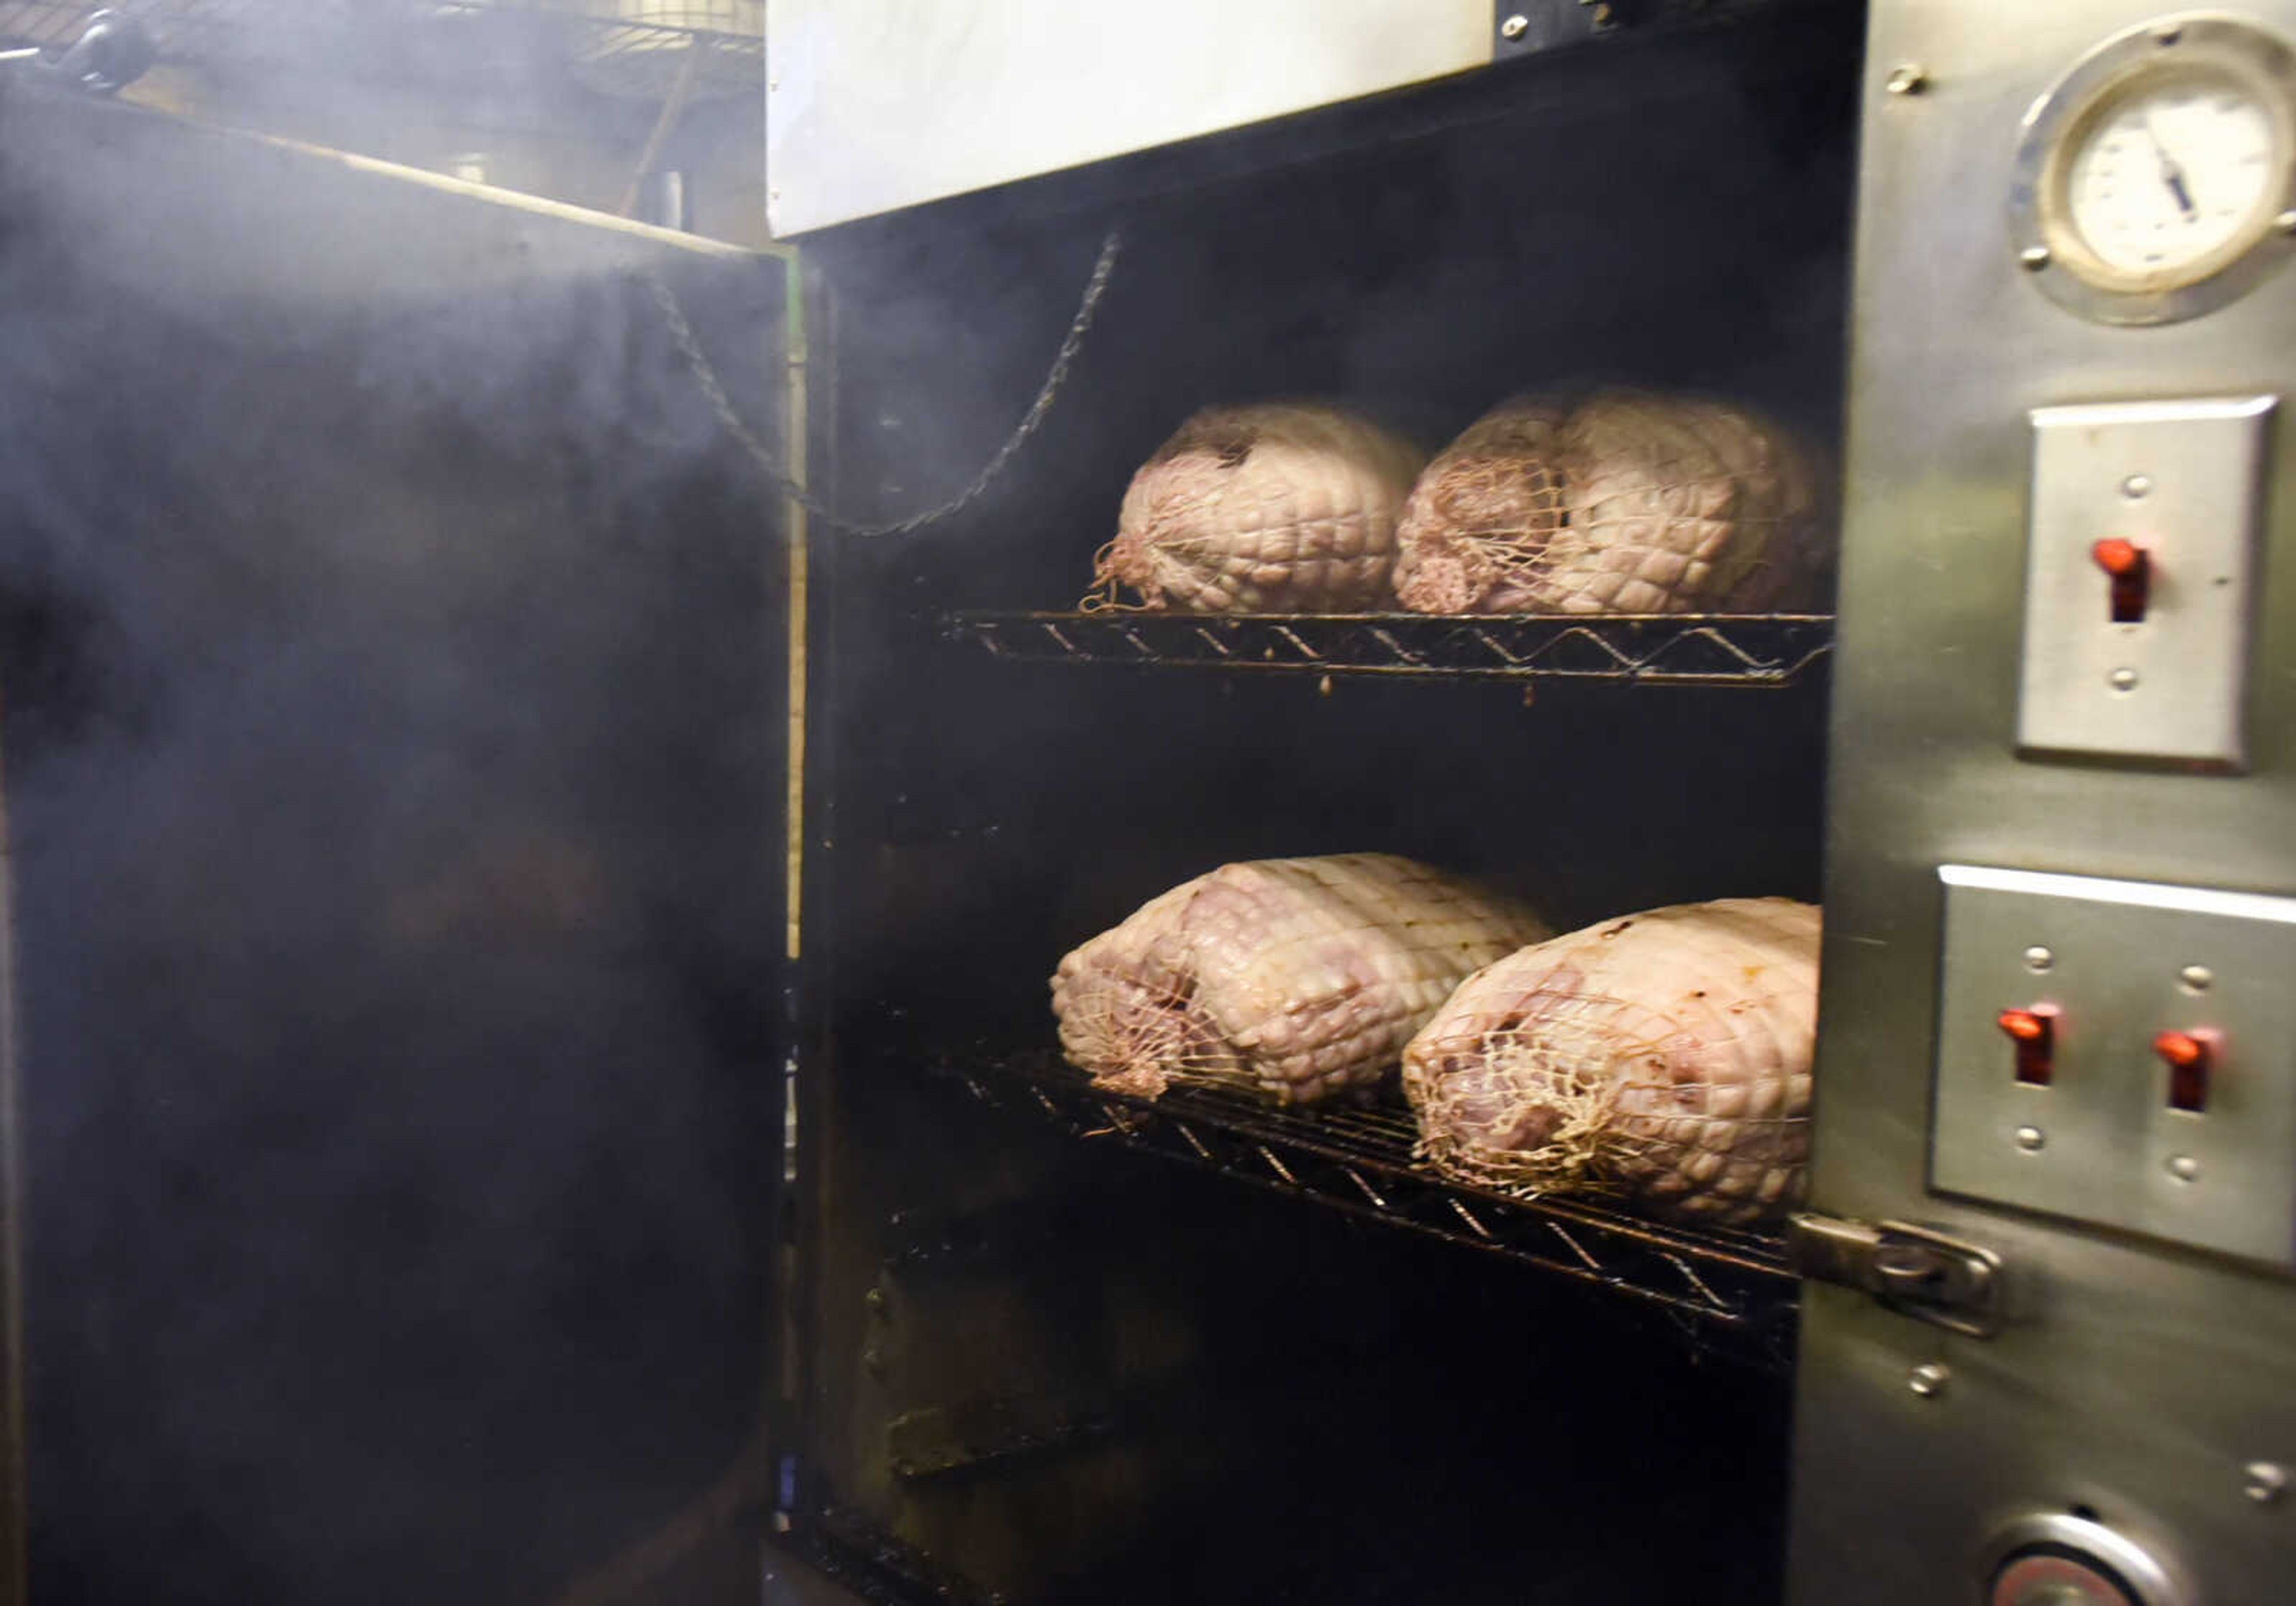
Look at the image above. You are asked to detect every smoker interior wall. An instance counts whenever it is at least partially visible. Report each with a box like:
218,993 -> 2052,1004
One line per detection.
0,101 -> 786,1604
793,13 -> 1857,1601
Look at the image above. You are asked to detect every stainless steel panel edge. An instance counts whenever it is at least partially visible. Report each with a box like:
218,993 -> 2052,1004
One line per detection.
1791,6 -> 2296,1604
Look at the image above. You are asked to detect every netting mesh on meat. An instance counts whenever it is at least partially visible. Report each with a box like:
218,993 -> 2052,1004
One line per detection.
1403,899 -> 1818,1226
1053,854 -> 1550,1109
1090,404 -> 1427,613
1393,392 -> 1826,617
1051,967 -> 1254,1103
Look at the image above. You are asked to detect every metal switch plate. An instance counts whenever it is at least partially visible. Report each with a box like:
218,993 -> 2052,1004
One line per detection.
2018,396 -> 2273,768
1932,864 -> 2296,1265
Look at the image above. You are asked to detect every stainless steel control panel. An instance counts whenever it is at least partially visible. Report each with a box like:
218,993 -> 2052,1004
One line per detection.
1932,863 -> 2296,1263
1792,5 -> 2296,1605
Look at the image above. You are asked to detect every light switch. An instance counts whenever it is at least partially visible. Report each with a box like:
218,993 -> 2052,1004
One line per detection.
1933,865 -> 2296,1265
2018,396 -> 2274,768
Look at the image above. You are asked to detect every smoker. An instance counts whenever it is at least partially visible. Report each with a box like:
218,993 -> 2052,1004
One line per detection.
0,0 -> 2291,1601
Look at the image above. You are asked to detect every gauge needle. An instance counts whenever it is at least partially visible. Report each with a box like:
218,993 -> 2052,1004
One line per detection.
2142,115 -> 2199,221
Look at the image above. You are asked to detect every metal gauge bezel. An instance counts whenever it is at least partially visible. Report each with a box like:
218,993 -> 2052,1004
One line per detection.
2010,13 -> 2296,325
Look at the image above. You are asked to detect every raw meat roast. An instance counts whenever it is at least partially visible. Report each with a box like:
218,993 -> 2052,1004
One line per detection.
1391,391 -> 1825,615
1094,403 -> 1427,612
1402,897 -> 1819,1225
1052,854 -> 1550,1107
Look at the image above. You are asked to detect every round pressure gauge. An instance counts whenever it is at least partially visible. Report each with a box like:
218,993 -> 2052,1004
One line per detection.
2010,14 -> 2296,323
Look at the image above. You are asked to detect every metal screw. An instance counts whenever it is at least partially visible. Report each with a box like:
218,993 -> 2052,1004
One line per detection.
2169,1154 -> 2201,1183
1500,13 -> 1529,39
2021,245 -> 2053,271
2245,1462 -> 2288,1504
1909,1363 -> 1951,1399
1885,63 -> 1929,95
2109,667 -> 2140,692
2180,964 -> 2215,993
2121,474 -> 2153,499
2024,945 -> 2056,973
2015,1125 -> 2047,1153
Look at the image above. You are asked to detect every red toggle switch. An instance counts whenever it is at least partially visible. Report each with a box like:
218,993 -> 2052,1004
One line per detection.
1998,1006 -> 2057,1085
2090,538 -> 2151,623
2154,1028 -> 2214,1112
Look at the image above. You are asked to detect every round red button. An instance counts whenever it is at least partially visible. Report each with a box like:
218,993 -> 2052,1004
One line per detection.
1992,1550 -> 2141,1606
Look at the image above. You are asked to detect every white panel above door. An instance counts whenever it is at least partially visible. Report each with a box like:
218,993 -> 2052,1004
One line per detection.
764,0 -> 1497,236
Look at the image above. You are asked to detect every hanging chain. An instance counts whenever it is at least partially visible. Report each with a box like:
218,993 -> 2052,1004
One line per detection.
645,227 -> 1122,536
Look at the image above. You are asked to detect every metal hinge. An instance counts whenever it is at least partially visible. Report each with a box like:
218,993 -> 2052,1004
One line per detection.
1787,1214 -> 2005,1339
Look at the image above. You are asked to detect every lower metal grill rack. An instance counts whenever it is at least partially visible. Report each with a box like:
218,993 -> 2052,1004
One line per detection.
930,1048 -> 1800,1369
945,610 -> 1834,687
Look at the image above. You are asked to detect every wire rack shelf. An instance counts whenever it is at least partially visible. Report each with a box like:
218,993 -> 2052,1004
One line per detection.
945,610 -> 1834,688
928,1048 -> 1799,1370
0,1 -> 87,47
0,1 -> 764,98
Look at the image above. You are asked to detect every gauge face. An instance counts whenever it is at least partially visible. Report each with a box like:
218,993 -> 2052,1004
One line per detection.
2011,16 -> 2296,324
2065,71 -> 2280,277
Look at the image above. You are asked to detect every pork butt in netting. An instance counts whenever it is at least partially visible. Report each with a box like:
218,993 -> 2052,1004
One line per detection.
1402,897 -> 1819,1225
1092,404 -> 1428,612
1391,392 -> 1828,616
1052,854 -> 1551,1107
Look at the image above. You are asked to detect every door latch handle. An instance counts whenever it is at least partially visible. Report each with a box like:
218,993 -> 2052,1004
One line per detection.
1787,1213 -> 2004,1339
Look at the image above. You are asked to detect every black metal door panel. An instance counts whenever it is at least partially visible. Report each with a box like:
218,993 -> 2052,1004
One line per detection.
0,89 -> 789,1606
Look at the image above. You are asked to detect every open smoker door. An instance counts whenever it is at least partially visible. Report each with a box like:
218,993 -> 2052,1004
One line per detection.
0,88 -> 793,1604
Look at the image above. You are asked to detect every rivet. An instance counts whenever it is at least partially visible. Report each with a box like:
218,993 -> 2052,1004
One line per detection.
1909,1363 -> 1951,1399
1500,13 -> 1529,39
2245,1462 -> 2288,1504
2109,667 -> 2139,692
2169,1154 -> 2201,1183
1885,63 -> 1929,96
2024,945 -> 2055,973
2180,964 -> 2214,993
2021,245 -> 2053,271
864,1288 -> 887,1314
2015,1125 -> 2046,1153
1585,1 -> 1614,22
2154,23 -> 2183,45
2277,209 -> 2296,236
2121,474 -> 2152,499
863,1348 -> 888,1377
